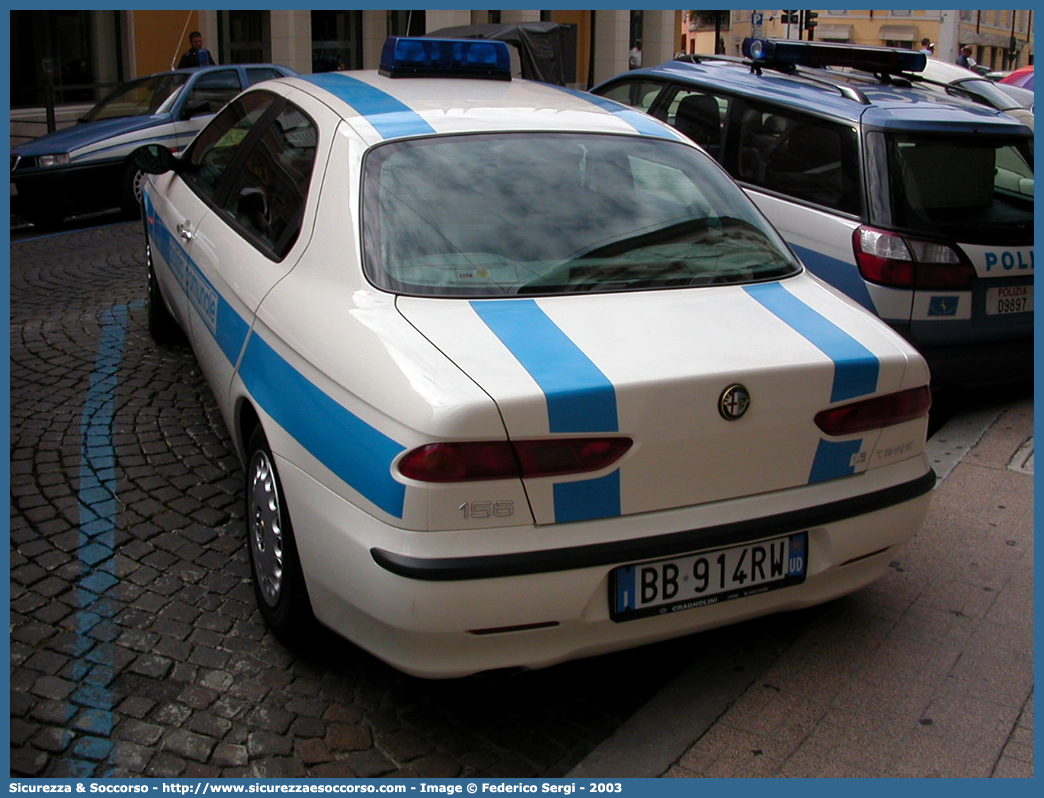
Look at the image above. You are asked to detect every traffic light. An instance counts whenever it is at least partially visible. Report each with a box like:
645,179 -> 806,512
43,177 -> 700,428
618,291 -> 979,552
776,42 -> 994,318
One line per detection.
805,11 -> 819,30
782,10 -> 799,25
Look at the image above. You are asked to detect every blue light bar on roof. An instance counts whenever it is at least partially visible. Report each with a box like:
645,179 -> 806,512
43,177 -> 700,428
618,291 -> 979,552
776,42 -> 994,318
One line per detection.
742,38 -> 927,74
379,36 -> 512,80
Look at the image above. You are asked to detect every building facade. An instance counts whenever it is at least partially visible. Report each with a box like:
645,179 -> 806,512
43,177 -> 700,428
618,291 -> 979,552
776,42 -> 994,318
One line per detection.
684,9 -> 1033,71
10,9 -> 684,110
11,8 -> 691,145
11,9 -> 1031,145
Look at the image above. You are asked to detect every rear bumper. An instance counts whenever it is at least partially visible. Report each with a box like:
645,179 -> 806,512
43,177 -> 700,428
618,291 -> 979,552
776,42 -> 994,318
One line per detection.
282,454 -> 935,678
373,468 -> 935,582
914,336 -> 1033,388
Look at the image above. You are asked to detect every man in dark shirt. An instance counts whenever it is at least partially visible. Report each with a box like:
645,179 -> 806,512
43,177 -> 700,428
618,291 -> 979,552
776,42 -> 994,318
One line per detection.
956,46 -> 977,70
178,31 -> 217,69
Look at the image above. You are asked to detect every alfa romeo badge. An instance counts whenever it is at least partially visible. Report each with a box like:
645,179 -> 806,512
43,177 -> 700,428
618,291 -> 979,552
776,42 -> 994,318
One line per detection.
719,384 -> 751,420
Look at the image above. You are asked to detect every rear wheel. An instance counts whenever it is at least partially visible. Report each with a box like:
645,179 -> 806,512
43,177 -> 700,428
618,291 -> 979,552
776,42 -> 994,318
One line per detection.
246,425 -> 316,643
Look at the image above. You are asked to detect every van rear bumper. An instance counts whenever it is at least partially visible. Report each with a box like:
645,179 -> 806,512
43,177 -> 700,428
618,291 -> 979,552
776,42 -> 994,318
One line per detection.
913,335 -> 1033,388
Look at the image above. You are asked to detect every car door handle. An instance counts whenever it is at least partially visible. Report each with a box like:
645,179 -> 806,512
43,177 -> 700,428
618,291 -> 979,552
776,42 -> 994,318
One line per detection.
177,222 -> 194,241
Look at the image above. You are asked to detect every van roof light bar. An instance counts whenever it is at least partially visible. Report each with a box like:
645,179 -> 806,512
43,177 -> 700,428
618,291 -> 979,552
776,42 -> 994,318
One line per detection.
742,38 -> 926,75
379,36 -> 512,80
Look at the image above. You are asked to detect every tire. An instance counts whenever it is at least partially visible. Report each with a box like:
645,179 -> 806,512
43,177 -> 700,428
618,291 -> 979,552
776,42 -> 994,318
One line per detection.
120,162 -> 145,218
245,425 -> 316,643
145,231 -> 187,345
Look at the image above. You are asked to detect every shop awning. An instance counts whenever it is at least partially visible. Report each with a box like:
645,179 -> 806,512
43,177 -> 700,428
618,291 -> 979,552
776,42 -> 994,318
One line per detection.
815,24 -> 854,41
878,25 -> 919,42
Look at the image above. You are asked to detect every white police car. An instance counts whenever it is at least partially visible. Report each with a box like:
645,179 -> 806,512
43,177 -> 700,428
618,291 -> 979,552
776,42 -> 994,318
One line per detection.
10,63 -> 295,227
134,37 -> 935,678
592,39 -> 1034,387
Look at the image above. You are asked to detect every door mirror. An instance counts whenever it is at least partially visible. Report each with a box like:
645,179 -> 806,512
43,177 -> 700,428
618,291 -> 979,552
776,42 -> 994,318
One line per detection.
131,143 -> 177,175
181,100 -> 211,120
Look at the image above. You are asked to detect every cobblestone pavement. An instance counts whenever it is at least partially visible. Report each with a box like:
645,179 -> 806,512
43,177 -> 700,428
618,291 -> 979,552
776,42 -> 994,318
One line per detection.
10,219 -> 774,778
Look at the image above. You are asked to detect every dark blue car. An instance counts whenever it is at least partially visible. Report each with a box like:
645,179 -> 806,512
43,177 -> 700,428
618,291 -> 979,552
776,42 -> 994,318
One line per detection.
11,63 -> 296,227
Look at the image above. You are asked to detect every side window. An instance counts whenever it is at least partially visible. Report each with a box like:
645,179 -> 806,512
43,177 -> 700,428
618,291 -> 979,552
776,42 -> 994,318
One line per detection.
183,91 -> 277,199
246,67 -> 282,86
598,80 -> 665,114
664,89 -> 729,160
223,102 -> 319,258
993,145 -> 1034,198
733,102 -> 860,215
184,70 -> 243,115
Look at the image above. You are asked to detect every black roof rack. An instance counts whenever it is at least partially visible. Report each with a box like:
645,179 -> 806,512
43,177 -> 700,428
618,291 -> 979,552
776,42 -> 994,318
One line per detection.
672,53 -> 747,67
672,51 -> 871,106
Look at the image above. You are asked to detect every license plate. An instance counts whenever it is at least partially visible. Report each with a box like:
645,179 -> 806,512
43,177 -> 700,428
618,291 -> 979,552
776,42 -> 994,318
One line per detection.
610,532 -> 807,622
986,285 -> 1032,315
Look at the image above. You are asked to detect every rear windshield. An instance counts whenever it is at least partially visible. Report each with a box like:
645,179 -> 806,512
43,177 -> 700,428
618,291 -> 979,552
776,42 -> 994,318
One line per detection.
879,133 -> 1033,243
361,133 -> 800,297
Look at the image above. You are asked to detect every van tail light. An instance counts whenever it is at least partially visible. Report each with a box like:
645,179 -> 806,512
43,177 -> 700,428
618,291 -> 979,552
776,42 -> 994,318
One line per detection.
815,386 -> 932,436
397,438 -> 633,483
853,227 -> 975,290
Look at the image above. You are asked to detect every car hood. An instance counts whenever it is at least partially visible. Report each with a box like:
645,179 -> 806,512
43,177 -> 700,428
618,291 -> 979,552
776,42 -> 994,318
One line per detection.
397,275 -> 928,525
12,114 -> 171,157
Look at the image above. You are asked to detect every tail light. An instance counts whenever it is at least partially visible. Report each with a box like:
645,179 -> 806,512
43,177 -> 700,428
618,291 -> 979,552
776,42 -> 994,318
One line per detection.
815,386 -> 931,436
397,438 -> 633,483
853,227 -> 975,289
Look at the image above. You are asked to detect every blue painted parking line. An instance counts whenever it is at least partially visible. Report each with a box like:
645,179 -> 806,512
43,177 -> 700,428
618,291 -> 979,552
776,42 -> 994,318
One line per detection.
71,302 -> 133,775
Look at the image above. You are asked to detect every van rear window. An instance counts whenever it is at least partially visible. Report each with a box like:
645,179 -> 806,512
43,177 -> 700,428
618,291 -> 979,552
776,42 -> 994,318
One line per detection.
881,134 -> 1033,243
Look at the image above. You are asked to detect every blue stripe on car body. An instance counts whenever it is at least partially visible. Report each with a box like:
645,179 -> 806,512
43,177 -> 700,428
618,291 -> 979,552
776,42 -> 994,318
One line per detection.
789,242 -> 877,313
808,439 -> 864,484
146,198 -> 407,518
554,471 -> 622,523
469,299 -> 618,434
299,73 -> 436,139
546,85 -> 684,140
238,333 -> 407,518
743,282 -> 880,403
303,74 -> 678,142
743,281 -> 878,484
470,298 -> 622,523
146,197 -> 247,365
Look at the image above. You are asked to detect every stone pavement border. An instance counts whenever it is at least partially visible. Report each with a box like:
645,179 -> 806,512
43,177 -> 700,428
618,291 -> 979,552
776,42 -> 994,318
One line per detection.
570,397 -> 1033,778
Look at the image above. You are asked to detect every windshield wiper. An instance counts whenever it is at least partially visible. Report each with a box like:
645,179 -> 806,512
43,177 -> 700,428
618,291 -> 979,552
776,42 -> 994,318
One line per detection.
518,217 -> 775,294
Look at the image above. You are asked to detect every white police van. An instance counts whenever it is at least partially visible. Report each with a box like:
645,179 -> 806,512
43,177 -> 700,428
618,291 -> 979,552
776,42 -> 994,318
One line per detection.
592,39 -> 1034,386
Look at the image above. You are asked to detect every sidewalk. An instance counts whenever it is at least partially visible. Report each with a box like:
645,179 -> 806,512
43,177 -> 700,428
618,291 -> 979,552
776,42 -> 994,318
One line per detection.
571,397 -> 1034,778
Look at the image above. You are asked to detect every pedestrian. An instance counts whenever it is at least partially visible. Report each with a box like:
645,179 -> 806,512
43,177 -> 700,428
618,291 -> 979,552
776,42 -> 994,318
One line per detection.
629,40 -> 643,70
178,31 -> 217,69
918,38 -> 934,56
956,45 -> 977,70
